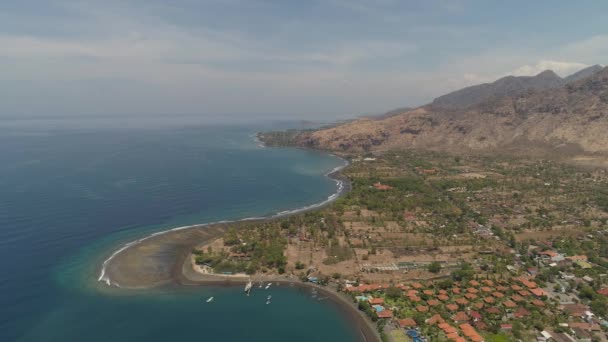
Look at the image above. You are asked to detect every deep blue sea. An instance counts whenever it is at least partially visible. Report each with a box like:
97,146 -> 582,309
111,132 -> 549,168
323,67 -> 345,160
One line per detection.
0,117 -> 358,341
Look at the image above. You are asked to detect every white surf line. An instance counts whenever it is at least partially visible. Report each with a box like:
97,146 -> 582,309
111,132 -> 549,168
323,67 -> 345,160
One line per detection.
98,154 -> 349,287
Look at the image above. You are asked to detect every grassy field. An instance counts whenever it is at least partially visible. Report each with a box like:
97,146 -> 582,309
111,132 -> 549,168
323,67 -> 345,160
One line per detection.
389,329 -> 411,342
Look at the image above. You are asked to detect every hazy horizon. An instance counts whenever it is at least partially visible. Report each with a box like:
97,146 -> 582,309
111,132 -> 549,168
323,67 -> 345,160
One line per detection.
1,1 -> 607,120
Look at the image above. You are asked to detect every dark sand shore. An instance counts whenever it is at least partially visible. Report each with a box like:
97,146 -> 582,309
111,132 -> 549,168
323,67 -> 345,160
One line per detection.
99,167 -> 379,341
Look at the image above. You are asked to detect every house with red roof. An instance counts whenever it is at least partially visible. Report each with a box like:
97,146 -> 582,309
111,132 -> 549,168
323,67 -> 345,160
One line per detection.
531,299 -> 545,307
368,297 -> 384,305
455,298 -> 469,305
446,304 -> 459,311
530,288 -> 547,298
473,302 -> 484,310
416,305 -> 429,313
376,310 -> 393,319
408,295 -> 421,302
503,300 -> 517,309
427,299 -> 440,307
598,288 -> 608,296
464,293 -> 478,300
452,311 -> 469,323
397,318 -> 417,328
513,307 -> 530,318
511,294 -> 524,302
426,314 -> 445,325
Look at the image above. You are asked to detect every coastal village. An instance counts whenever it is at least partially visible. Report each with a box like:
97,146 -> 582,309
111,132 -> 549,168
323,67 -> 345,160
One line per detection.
191,150 -> 608,342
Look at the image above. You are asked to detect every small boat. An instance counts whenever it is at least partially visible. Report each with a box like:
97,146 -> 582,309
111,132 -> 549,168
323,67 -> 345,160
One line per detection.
266,299 -> 271,305
244,279 -> 253,295
206,297 -> 214,303
267,295 -> 272,300
265,283 -> 272,290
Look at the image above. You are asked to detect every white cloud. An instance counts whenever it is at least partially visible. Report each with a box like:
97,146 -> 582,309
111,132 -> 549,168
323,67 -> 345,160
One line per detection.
511,60 -> 589,77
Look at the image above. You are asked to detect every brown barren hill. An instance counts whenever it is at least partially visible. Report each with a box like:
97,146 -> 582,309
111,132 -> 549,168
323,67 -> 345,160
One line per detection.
294,66 -> 608,156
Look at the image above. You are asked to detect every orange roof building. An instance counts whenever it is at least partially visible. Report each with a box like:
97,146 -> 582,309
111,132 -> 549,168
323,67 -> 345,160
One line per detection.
369,297 -> 384,305
473,302 -> 484,309
408,295 -> 422,302
503,300 -> 517,308
377,310 -> 393,319
455,298 -> 469,305
452,311 -> 469,322
511,295 -> 524,302
531,299 -> 545,307
428,299 -> 440,307
465,293 -> 478,300
530,288 -> 547,297
446,304 -> 459,311
397,318 -> 417,328
416,305 -> 429,313
427,314 -> 445,325
514,307 -> 530,318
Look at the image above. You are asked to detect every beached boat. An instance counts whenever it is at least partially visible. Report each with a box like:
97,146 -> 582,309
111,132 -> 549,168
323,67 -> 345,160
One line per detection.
264,283 -> 272,290
244,279 -> 253,295
206,297 -> 214,303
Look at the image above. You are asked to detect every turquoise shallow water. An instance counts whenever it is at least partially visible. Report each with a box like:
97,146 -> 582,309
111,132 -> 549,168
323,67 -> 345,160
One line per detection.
0,118 -> 358,342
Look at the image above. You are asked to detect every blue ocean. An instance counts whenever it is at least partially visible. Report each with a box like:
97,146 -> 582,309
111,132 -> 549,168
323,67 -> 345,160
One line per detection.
0,117 -> 359,341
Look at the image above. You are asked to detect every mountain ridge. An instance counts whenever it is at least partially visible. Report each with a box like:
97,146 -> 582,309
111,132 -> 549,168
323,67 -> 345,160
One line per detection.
287,65 -> 608,158
430,66 -> 602,110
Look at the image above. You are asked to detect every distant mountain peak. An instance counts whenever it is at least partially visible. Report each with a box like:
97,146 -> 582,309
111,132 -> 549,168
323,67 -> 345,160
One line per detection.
536,69 -> 560,78
564,64 -> 604,83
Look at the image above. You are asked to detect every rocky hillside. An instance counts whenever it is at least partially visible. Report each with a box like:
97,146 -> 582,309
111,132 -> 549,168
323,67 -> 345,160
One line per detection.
430,65 -> 603,110
292,66 -> 608,156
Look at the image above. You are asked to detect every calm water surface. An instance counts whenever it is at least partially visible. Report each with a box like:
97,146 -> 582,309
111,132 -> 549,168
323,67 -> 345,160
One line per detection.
0,117 -> 358,342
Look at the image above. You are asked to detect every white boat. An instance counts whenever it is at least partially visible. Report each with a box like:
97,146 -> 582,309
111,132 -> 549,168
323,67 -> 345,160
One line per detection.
267,295 -> 272,300
266,299 -> 271,305
206,297 -> 214,303
244,279 -> 253,295
265,283 -> 272,290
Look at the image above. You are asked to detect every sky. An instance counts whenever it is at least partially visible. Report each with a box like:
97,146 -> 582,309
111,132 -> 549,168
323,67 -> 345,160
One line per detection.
1,0 -> 607,120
